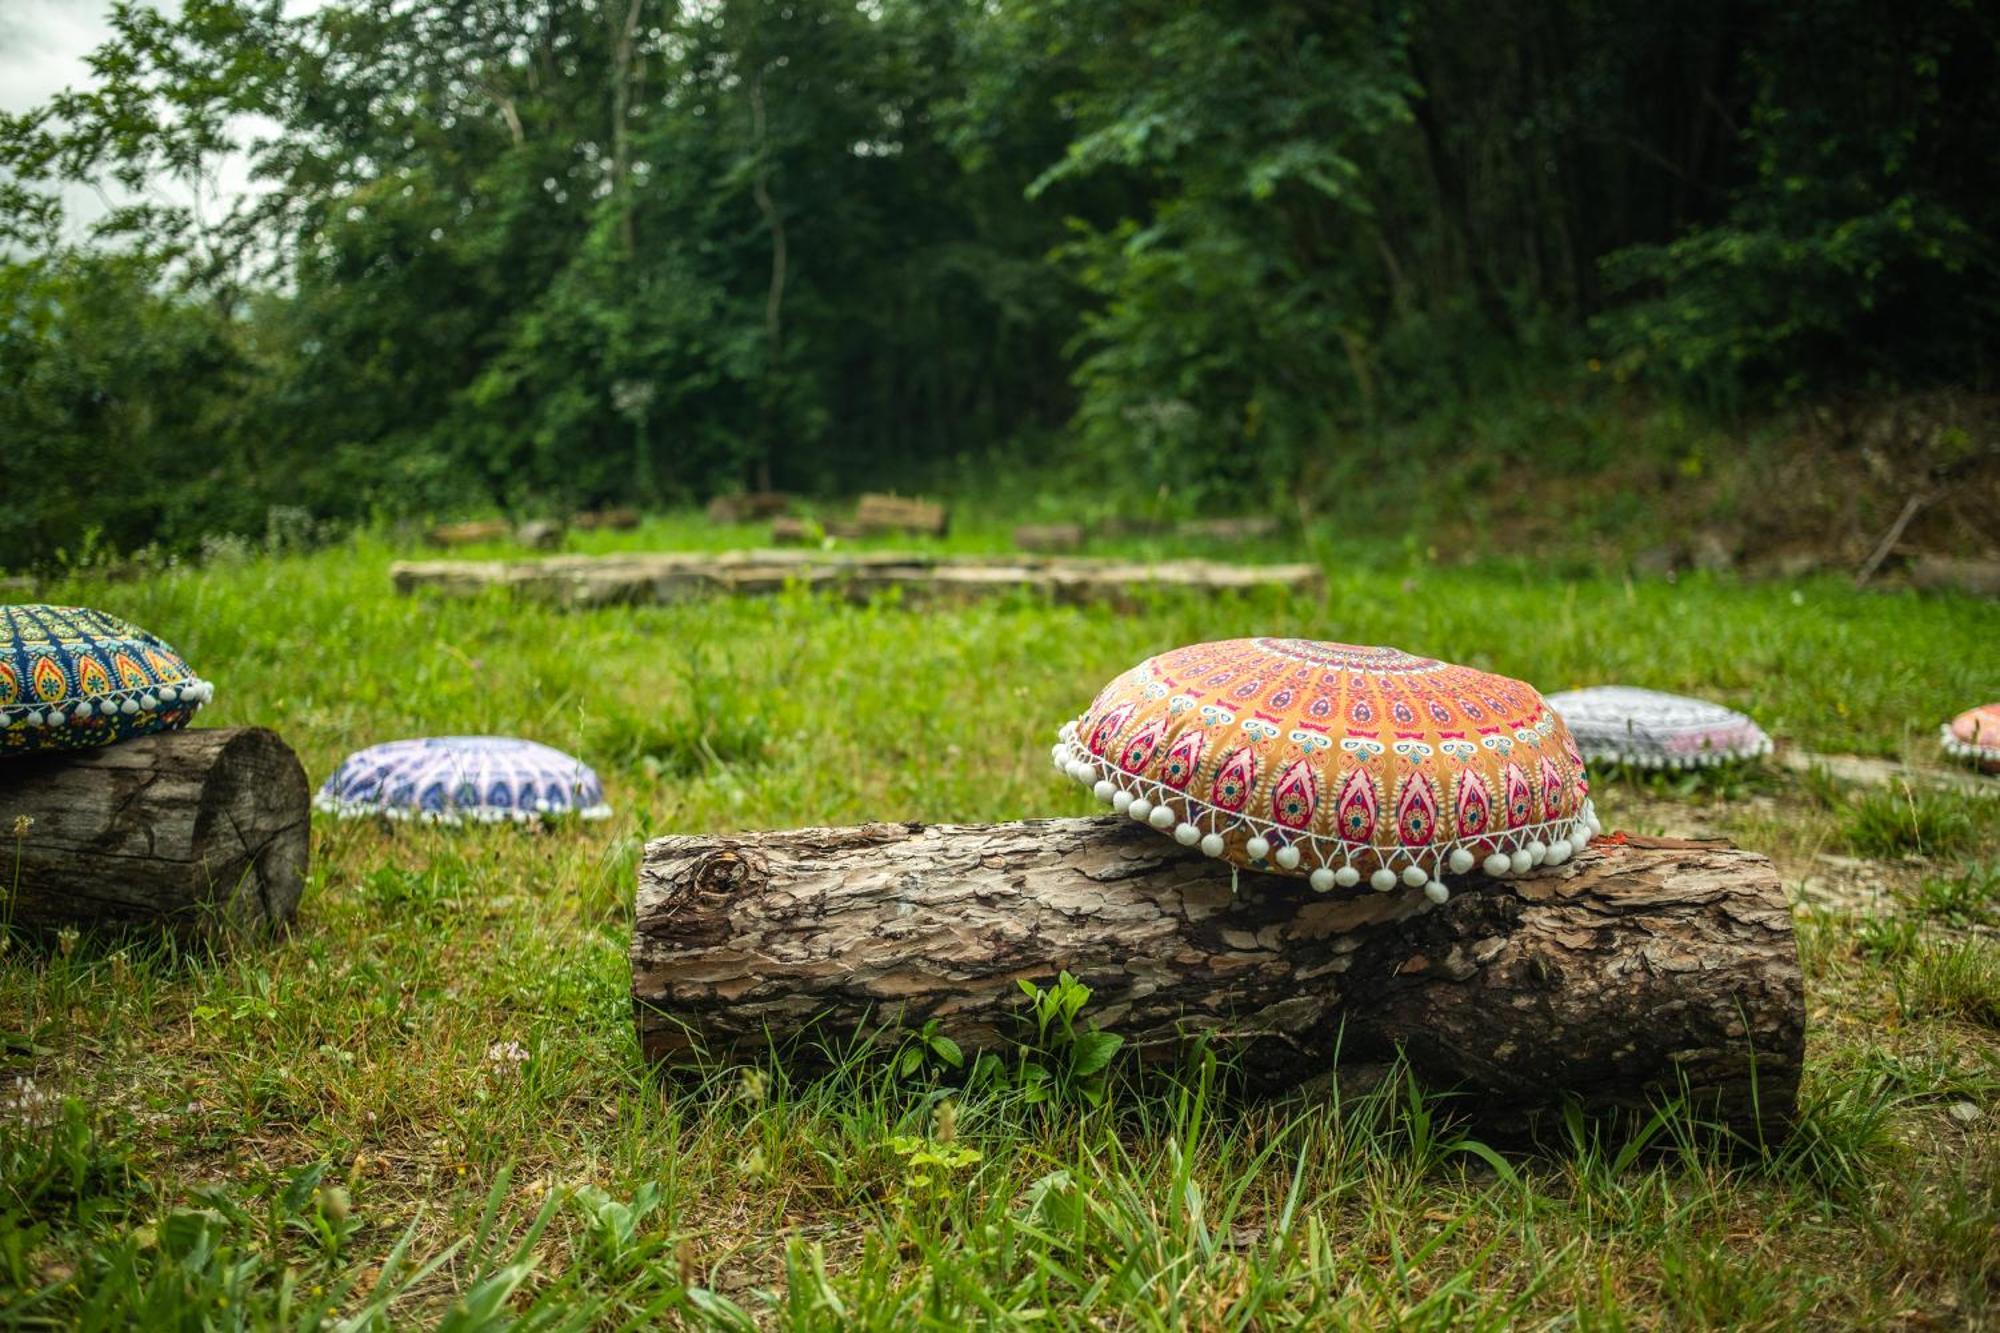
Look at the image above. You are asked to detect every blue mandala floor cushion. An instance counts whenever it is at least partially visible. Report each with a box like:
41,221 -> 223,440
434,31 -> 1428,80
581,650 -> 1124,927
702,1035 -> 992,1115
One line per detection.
1544,686 -> 1771,769
1,604 -> 214,757
1054,638 -> 1599,904
316,736 -> 613,824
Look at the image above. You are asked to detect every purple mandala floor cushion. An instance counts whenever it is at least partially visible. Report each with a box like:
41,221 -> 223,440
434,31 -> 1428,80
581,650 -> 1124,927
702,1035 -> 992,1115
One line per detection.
1054,638 -> 1599,904
315,737 -> 612,824
1,604 -> 214,757
1941,704 -> 2000,774
1545,686 -> 1772,769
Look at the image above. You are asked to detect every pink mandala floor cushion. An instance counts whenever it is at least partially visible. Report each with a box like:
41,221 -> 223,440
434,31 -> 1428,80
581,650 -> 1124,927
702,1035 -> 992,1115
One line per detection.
1053,638 -> 1599,903
1,604 -> 214,757
1941,704 -> 2000,773
315,736 -> 612,824
1545,686 -> 1771,769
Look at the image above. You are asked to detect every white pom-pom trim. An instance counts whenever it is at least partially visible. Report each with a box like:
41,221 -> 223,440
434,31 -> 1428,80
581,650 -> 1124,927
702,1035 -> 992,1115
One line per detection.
1575,733 -> 1773,770
1,675 -> 214,733
313,793 -> 614,825
1940,723 -> 2000,768
1053,719 -> 1599,900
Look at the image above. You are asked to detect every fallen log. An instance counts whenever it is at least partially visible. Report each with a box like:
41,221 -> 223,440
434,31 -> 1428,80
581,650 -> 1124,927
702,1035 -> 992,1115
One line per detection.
0,728 -> 309,938
391,551 -> 1324,609
633,818 -> 1803,1137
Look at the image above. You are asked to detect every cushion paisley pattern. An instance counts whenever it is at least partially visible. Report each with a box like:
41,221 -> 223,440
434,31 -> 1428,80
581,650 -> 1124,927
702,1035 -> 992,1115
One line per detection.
1053,638 -> 1598,902
1,604 -> 213,757
1545,686 -> 1771,769
1941,704 -> 2000,773
315,736 -> 613,824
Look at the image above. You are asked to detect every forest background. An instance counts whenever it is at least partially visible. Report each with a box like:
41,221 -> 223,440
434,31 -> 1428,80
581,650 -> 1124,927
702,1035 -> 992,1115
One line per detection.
2,0 -> 1996,570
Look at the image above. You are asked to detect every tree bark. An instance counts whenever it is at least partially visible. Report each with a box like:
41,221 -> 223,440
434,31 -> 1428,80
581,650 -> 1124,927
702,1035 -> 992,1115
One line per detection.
0,728 -> 309,938
633,818 -> 1803,1139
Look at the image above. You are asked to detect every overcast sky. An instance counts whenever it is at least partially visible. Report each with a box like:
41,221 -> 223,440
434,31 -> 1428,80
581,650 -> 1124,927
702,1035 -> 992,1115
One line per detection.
1,1 -> 269,240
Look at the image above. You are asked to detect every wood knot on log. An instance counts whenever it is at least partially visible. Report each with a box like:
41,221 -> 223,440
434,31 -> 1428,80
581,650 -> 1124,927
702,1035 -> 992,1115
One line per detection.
690,850 -> 755,898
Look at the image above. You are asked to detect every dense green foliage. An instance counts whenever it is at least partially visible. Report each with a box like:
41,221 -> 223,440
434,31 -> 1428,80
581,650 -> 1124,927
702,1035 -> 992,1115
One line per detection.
2,532 -> 1997,1324
2,0 -> 1995,563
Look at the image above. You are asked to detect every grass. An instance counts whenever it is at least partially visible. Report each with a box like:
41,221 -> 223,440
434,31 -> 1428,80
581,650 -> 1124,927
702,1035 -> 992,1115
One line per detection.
1,513 -> 1997,1327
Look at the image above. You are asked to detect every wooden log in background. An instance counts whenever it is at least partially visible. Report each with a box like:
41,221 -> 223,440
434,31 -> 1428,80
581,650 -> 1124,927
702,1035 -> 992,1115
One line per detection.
392,550 -> 1324,609
854,493 -> 949,536
1176,515 -> 1280,542
770,516 -> 864,545
573,507 -> 642,531
706,492 -> 794,524
425,518 -> 513,547
1013,522 -> 1087,553
0,728 -> 310,937
633,818 -> 1804,1137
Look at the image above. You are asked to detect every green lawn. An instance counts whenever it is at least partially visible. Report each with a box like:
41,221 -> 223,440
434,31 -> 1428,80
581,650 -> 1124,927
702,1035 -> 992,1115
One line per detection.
3,518 -> 1997,1329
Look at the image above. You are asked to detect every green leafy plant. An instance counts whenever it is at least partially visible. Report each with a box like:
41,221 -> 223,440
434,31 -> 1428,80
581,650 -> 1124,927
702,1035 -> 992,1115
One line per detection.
895,1018 -> 965,1081
1010,971 -> 1125,1107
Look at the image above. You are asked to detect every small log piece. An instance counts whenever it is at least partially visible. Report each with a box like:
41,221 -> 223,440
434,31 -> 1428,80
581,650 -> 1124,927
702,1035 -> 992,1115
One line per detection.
574,507 -> 642,532
633,818 -> 1804,1138
771,517 -> 862,545
706,492 -> 794,524
1013,522 -> 1087,553
0,728 -> 310,938
854,493 -> 949,537
1176,516 -> 1279,542
425,519 -> 512,547
515,519 -> 567,551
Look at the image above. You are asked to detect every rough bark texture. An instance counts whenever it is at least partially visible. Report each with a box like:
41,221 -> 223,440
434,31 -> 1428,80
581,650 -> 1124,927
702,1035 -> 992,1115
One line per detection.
0,727 -> 309,937
634,817 -> 1803,1137
393,550 -> 1323,609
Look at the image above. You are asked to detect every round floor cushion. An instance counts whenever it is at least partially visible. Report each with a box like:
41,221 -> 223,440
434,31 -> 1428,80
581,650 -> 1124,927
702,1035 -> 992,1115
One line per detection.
1941,704 -> 2000,774
1,604 -> 213,757
1053,638 -> 1598,902
1544,686 -> 1771,769
314,736 -> 612,824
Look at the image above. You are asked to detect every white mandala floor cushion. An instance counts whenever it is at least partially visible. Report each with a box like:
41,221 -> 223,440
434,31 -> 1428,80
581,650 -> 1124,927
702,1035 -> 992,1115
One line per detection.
1545,686 -> 1771,769
316,736 -> 612,824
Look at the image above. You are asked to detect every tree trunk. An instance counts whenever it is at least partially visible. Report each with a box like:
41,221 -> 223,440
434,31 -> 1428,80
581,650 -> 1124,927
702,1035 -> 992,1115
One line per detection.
0,728 -> 309,938
633,818 -> 1803,1139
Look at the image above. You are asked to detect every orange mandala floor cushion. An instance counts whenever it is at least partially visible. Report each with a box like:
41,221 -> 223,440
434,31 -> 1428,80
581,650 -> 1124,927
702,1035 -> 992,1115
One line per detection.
1053,638 -> 1599,902
1942,704 -> 2000,774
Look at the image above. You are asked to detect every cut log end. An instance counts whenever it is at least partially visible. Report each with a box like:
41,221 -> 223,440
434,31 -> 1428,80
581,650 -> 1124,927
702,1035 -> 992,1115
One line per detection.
632,818 -> 1804,1139
0,727 -> 310,938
